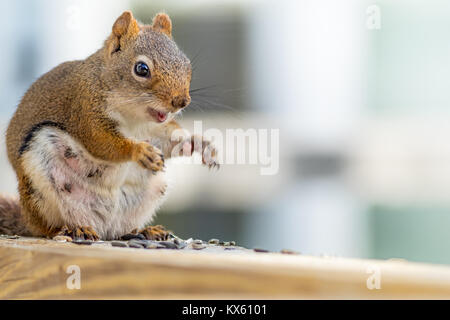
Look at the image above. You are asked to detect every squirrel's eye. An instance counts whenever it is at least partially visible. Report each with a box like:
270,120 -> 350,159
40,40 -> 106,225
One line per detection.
134,62 -> 150,78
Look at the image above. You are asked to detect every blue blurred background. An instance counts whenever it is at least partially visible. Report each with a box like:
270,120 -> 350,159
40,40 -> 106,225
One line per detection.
2,0 -> 450,264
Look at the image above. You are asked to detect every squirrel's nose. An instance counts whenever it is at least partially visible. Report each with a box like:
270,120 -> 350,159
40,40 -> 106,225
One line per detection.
172,95 -> 190,109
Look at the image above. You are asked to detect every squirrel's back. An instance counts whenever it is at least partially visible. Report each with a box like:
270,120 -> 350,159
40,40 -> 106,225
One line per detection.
6,60 -> 83,169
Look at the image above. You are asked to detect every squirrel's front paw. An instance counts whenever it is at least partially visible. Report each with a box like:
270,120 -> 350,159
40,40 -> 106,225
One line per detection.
132,142 -> 165,172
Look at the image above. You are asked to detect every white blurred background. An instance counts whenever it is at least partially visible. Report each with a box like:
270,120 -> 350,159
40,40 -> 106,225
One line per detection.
2,0 -> 450,264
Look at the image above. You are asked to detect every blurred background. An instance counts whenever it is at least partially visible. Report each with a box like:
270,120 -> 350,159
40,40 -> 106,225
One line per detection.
1,0 -> 450,265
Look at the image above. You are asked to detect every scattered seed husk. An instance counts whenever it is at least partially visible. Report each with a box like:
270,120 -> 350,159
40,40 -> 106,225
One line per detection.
72,240 -> 93,245
121,233 -> 146,241
159,241 -> 178,249
208,238 -> 220,245
9,233 -> 260,254
2,235 -> 20,239
128,243 -> 143,249
147,243 -> 166,249
128,240 -> 146,248
111,241 -> 128,248
129,239 -> 149,246
280,249 -> 300,255
192,243 -> 206,250
53,235 -> 72,242
176,241 -> 187,249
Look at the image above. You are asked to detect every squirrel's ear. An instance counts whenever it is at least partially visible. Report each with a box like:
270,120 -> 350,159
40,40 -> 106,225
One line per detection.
152,13 -> 172,37
106,11 -> 140,55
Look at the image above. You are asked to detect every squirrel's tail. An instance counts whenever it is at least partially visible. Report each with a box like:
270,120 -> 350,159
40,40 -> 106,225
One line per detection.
0,194 -> 31,236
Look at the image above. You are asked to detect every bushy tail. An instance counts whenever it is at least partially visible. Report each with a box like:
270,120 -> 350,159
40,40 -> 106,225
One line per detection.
0,194 -> 31,236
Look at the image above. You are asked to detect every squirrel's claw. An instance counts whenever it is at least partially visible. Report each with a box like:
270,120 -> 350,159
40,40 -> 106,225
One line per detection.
138,225 -> 170,241
53,225 -> 100,241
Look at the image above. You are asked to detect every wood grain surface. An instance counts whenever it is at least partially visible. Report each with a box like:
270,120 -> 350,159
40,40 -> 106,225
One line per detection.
1,237 -> 450,299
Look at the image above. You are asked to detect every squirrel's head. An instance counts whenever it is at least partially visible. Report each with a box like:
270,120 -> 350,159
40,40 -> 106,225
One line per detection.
102,11 -> 191,124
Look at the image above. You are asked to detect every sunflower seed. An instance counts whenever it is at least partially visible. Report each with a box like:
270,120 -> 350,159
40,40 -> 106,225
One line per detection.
159,241 -> 178,249
111,241 -> 128,248
176,241 -> 187,249
129,239 -> 150,246
230,241 -> 236,246
121,233 -> 146,240
254,248 -> 269,253
147,243 -> 166,249
128,240 -> 145,248
128,243 -> 143,249
72,240 -> 93,245
192,243 -> 206,250
208,238 -> 220,245
280,249 -> 300,255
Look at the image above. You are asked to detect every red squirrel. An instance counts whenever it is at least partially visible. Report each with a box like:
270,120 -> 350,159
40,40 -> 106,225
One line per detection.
1,11 -> 218,241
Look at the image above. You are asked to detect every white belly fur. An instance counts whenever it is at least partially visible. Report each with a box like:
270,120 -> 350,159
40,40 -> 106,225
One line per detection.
21,127 -> 168,240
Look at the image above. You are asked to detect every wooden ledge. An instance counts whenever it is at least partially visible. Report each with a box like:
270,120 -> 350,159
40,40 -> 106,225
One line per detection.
1,237 -> 450,299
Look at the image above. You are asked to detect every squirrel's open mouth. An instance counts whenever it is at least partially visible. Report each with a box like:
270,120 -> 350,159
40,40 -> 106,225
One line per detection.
147,107 -> 168,123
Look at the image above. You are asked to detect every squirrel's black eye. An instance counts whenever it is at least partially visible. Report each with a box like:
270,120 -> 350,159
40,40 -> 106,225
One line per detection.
134,62 -> 150,78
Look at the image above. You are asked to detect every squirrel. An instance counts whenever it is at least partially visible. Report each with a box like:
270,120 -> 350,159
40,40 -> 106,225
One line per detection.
0,11 -> 218,241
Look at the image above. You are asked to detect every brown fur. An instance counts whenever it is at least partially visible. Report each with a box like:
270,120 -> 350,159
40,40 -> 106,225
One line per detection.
3,11 -> 195,238
152,13 -> 173,37
0,194 -> 30,236
139,225 -> 170,241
